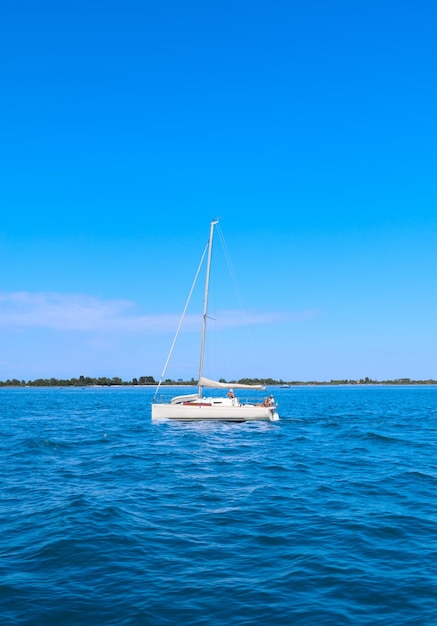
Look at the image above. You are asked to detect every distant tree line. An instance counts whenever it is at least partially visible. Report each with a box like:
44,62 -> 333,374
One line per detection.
0,375 -> 157,387
0,375 -> 436,387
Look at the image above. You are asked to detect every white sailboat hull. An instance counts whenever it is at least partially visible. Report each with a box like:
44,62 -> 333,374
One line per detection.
151,401 -> 279,422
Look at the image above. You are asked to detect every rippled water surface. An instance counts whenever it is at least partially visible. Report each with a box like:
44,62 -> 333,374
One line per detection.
1,385 -> 436,625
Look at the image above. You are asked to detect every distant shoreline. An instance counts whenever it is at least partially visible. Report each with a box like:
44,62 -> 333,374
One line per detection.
1,377 -> 437,388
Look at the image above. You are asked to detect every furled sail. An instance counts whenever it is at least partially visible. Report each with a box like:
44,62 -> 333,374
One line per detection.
199,376 -> 265,390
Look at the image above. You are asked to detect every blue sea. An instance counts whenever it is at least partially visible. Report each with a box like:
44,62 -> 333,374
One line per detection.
1,385 -> 436,625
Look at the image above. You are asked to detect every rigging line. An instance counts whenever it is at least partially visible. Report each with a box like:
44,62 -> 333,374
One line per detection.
153,241 -> 209,401
216,223 -> 246,313
216,223 -> 261,373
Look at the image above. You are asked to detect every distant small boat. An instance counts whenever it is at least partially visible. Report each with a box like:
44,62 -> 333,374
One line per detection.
151,219 -> 279,422
280,384 -> 290,388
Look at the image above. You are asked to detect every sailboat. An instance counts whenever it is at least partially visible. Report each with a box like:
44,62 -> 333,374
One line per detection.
151,219 -> 279,422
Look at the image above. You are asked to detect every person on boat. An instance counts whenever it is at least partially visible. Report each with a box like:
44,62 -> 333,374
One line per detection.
259,395 -> 275,408
226,389 -> 235,399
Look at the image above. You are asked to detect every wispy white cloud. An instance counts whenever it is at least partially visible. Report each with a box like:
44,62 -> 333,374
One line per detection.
213,308 -> 319,328
0,292 -> 319,333
0,292 -> 175,332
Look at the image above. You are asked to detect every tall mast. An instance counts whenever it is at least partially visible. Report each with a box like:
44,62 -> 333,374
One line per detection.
198,218 -> 218,397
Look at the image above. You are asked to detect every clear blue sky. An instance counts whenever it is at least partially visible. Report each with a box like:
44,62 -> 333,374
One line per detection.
1,0 -> 436,382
